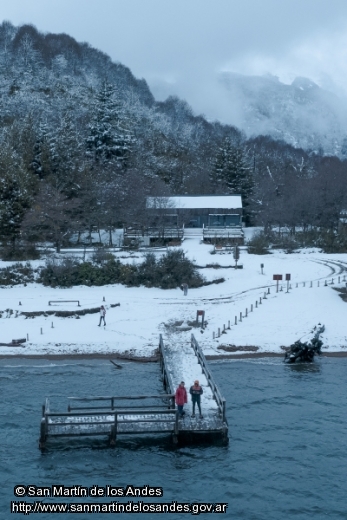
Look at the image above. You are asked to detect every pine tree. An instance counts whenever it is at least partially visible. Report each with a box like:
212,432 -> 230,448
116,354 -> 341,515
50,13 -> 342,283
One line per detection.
30,120 -> 52,179
213,137 -> 253,205
0,149 -> 31,249
49,110 -> 82,197
86,82 -> 133,168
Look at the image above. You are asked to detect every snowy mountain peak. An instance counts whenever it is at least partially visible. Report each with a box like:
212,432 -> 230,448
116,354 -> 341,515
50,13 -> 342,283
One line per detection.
218,72 -> 347,156
291,77 -> 319,91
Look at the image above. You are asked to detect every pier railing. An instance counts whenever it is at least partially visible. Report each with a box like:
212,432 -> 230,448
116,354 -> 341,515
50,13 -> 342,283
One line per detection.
191,334 -> 227,423
159,334 -> 175,395
67,394 -> 175,411
39,397 -> 179,449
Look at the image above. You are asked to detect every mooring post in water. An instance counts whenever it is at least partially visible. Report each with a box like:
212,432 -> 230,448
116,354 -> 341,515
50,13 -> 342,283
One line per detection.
228,320 -> 230,329
245,308 -> 248,317
40,328 -> 43,335
213,332 -> 215,339
235,316 -> 237,325
239,312 -> 242,322
251,304 -> 253,312
27,333 -> 29,341
109,415 -> 117,446
268,287 -> 270,294
39,419 -> 46,450
260,297 -> 262,304
218,328 -> 220,337
255,301 -> 258,308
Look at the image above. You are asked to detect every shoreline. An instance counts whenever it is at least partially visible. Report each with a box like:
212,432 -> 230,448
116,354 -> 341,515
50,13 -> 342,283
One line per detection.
1,351 -> 347,361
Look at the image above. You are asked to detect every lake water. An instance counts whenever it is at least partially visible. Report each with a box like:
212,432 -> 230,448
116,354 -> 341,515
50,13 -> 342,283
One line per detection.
1,356 -> 347,519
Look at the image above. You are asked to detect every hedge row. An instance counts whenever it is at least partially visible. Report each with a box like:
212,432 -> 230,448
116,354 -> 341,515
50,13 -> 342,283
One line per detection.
0,250 -> 205,289
39,250 -> 204,289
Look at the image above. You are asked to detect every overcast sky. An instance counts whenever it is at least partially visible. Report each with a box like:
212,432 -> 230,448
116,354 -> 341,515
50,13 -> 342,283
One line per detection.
2,0 -> 347,119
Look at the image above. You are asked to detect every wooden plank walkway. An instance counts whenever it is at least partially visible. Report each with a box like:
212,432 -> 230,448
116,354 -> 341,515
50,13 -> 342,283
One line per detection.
39,335 -> 228,448
159,334 -> 228,436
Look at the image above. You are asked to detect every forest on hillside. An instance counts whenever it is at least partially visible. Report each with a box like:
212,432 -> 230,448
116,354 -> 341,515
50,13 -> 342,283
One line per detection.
1,21 -> 347,257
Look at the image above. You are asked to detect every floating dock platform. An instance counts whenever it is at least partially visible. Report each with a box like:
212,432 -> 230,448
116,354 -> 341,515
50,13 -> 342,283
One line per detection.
39,334 -> 228,448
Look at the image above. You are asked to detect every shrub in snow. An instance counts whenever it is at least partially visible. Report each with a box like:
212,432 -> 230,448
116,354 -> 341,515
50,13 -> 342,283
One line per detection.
247,231 -> 271,255
38,249 -> 204,289
0,262 -> 36,286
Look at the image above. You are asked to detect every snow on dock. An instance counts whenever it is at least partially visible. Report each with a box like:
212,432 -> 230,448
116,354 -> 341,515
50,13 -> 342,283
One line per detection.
39,335 -> 228,448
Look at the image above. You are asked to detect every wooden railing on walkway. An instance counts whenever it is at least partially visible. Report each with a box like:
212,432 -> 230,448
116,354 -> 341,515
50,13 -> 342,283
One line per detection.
191,334 -> 227,423
159,334 -> 175,394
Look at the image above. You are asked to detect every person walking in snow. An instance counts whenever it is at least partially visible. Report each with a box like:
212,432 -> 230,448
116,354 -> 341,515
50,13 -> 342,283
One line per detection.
190,380 -> 203,418
98,305 -> 106,326
175,381 -> 187,417
182,283 -> 188,296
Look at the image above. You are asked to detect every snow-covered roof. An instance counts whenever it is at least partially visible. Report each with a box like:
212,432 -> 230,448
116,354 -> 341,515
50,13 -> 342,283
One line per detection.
147,195 -> 242,209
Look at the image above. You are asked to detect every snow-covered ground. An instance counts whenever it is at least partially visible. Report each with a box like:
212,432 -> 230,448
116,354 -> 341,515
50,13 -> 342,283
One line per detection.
1,229 -> 347,358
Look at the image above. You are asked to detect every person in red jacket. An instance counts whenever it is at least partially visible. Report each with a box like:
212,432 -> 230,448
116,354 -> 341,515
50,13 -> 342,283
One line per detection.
175,381 -> 187,417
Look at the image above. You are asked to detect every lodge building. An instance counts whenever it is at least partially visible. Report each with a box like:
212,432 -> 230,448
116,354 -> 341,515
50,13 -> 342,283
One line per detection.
124,195 -> 244,245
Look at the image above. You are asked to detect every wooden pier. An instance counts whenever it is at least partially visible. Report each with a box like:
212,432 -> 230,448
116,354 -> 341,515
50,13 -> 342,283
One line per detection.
39,334 -> 228,448
159,334 -> 228,441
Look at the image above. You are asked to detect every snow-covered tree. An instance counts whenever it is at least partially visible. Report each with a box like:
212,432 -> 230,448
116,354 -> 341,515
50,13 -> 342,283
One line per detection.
0,149 -> 32,249
86,82 -> 133,168
213,137 -> 253,199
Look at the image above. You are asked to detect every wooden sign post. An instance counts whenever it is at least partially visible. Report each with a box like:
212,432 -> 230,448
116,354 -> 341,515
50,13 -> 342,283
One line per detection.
196,310 -> 205,327
286,273 -> 291,292
273,274 -> 283,293
234,246 -> 240,267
